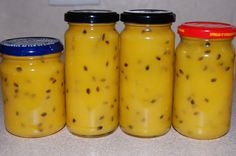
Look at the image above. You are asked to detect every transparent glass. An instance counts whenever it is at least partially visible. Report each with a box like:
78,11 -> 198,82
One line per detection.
120,23 -> 175,137
0,53 -> 65,137
65,23 -> 119,137
173,37 -> 235,139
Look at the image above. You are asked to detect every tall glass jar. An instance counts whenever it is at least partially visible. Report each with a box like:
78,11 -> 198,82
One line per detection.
173,22 -> 236,139
0,37 -> 65,137
64,10 -> 119,137
120,9 -> 176,137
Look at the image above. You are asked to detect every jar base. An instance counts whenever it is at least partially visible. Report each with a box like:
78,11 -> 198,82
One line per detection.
67,126 -> 118,138
120,126 -> 170,138
5,124 -> 65,138
173,126 -> 230,140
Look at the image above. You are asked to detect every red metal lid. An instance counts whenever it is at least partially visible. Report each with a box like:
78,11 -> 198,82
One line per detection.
178,21 -> 236,39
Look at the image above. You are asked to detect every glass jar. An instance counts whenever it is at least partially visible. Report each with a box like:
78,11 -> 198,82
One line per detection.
173,22 -> 236,139
64,10 -> 119,137
120,9 -> 176,137
0,37 -> 65,137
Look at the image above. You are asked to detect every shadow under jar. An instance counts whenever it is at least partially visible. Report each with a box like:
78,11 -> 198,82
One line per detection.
173,22 -> 236,140
119,9 -> 176,137
64,10 -> 119,137
0,37 -> 65,137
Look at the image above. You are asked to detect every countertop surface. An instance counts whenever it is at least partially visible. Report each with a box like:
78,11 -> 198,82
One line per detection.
1,87 -> 236,156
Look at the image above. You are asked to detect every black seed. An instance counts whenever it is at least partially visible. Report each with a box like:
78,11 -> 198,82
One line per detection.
31,94 -> 36,98
102,33 -> 105,40
126,106 -> 129,110
190,99 -> 195,105
111,116 -> 114,121
103,101 -> 108,105
217,54 -> 221,60
151,99 -> 156,103
160,115 -> 164,119
179,120 -> 183,124
176,73 -> 179,77
175,115 -> 178,119
218,62 -> 224,66
124,63 -> 128,67
110,104 -> 114,108
179,69 -> 184,74
41,112 -> 47,117
46,95 -> 50,99
96,86 -> 100,92
46,89 -> 51,93
50,77 -> 57,83
203,66 -> 208,71
83,30 -> 87,34
105,40 -> 109,44
101,78 -> 106,82
204,98 -> 209,103
205,42 -> 211,47
204,50 -> 211,54
145,65 -> 150,71
14,89 -> 19,93
16,67 -> 22,72
141,118 -> 146,122
72,118 -> 76,123
86,88 -> 90,94
41,60 -> 45,63
99,116 -> 104,120
193,112 -> 199,116
211,78 -> 217,82
198,56 -> 204,61
38,128 -> 43,132
128,125 -> 133,129
13,83 -> 19,87
52,107 -> 56,112
38,123 -> 43,127
185,75 -> 189,80
114,98 -> 117,102
225,66 -> 230,71
61,82 -> 64,87
105,61 -> 109,67
156,56 -> 161,61
97,126 -> 103,130
83,66 -> 88,71
124,75 -> 128,79
92,76 -> 96,81
186,55 -> 191,59
21,123 -> 25,127
165,40 -> 169,44
56,70 -> 60,74
52,79 -> 56,83
16,111 -> 19,116
66,89 -> 69,93
4,77 -> 7,82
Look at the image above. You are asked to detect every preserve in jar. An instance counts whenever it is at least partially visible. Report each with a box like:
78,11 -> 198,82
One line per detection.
64,10 -> 119,136
119,9 -> 176,137
0,37 -> 65,137
173,22 -> 236,139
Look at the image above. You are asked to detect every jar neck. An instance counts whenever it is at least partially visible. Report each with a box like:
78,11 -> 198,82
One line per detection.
180,36 -> 234,42
2,53 -> 62,61
68,23 -> 116,30
124,23 -> 172,30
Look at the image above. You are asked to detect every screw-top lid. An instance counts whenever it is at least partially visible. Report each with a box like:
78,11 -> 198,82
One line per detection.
178,21 -> 236,39
64,10 -> 119,23
0,37 -> 63,56
120,9 -> 176,24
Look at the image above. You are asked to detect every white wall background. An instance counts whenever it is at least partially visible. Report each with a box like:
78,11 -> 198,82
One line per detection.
0,0 -> 236,45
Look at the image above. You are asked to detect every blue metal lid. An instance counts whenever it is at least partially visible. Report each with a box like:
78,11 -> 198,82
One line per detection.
0,37 -> 64,56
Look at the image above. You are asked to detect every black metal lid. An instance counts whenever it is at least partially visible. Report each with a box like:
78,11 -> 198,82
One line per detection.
121,9 -> 176,24
64,10 -> 119,23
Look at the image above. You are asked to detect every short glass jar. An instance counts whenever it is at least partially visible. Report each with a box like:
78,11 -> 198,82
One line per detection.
173,22 -> 236,139
0,37 -> 65,137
